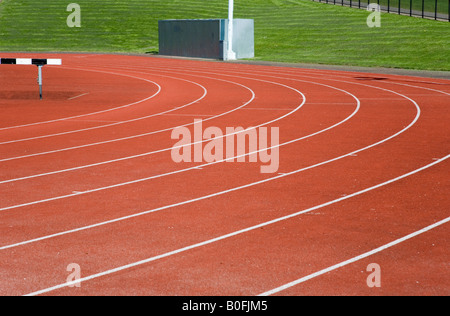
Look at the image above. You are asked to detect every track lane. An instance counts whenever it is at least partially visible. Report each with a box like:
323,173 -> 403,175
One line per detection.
0,82 -> 418,296
0,65 -> 161,134
1,73 -> 398,243
0,73 -> 258,181
0,71 -> 208,146
0,53 -> 442,293
0,72 -> 212,157
21,155 -> 450,296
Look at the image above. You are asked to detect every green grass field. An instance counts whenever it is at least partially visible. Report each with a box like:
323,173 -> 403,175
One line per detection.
0,0 -> 449,70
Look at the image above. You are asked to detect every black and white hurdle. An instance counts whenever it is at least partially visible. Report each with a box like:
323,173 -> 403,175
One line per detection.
0,58 -> 62,100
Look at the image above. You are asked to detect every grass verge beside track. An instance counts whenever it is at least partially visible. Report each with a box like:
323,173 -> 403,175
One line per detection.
0,0 -> 449,70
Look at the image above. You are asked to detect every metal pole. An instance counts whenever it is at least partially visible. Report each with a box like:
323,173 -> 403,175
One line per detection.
37,65 -> 43,100
422,0 -> 425,18
226,0 -> 237,61
435,0 -> 438,19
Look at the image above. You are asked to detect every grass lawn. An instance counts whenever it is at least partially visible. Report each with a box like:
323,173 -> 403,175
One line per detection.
0,0 -> 449,70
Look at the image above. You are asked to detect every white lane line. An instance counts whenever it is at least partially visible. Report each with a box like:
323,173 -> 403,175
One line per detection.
65,120 -> 122,123
2,62 -> 440,296
67,92 -> 89,101
259,215 -> 450,296
192,63 -> 450,88
23,154 -> 449,296
160,114 -> 215,117
242,108 -> 296,111
0,67 -> 424,233
0,67 -> 421,212
1,80 -> 420,245
380,82 -> 450,96
0,72 -> 207,145
13,61 -> 440,296
0,72 -> 305,181
244,66 -> 450,97
0,67 -> 162,132
0,63 -> 369,185
0,78 -> 360,211
0,70 -> 262,161
0,65 -> 432,247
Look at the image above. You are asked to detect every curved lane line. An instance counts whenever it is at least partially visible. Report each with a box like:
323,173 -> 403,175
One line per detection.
0,68 -> 162,132
0,79 -> 418,243
259,214 -> 450,296
2,57 -> 444,296
0,71 -> 262,162
0,71 -> 208,145
0,79 -> 358,212
0,72 -> 307,180
23,154 -> 449,296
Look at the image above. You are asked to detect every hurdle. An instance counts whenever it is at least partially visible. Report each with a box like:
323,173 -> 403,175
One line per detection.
0,58 -> 62,100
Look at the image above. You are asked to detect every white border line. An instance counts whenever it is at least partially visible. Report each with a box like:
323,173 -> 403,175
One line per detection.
0,67 -> 162,131
0,66 -> 414,190
67,92 -> 89,101
259,215 -> 450,296
0,78 -> 418,244
0,78 -> 360,211
0,70 -> 269,162
0,71 -> 307,178
2,60 -> 447,296
0,71 -> 210,145
0,67 -> 419,215
23,154 -> 449,296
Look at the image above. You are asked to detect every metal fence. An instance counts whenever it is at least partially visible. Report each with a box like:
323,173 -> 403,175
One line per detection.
313,0 -> 450,21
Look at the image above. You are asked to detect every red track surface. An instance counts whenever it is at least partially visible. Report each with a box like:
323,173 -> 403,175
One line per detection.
0,53 -> 448,296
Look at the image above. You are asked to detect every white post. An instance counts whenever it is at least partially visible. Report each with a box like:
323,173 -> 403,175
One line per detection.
226,0 -> 237,61
37,65 -> 43,100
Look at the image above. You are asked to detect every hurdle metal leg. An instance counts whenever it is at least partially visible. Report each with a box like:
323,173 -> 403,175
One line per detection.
37,65 -> 43,100
0,58 -> 61,100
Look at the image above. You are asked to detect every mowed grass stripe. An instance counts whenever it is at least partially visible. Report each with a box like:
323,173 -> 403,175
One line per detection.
0,0 -> 449,71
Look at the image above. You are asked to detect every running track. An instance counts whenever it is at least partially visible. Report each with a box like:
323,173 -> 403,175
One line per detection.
0,53 -> 448,296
